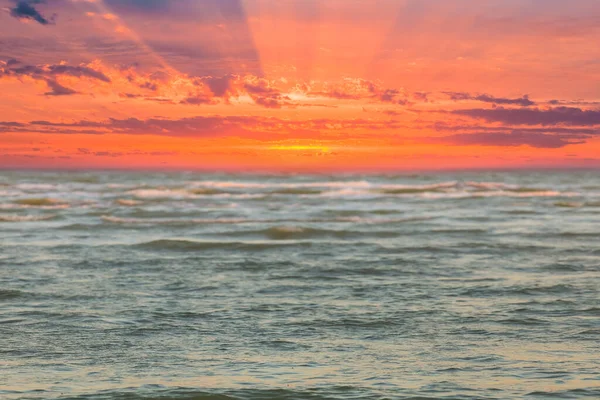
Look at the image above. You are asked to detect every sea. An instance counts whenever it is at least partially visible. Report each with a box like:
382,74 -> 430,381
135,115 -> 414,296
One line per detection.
1,170 -> 599,399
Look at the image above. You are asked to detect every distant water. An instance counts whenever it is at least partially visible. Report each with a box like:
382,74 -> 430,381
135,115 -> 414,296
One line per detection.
1,171 -> 599,400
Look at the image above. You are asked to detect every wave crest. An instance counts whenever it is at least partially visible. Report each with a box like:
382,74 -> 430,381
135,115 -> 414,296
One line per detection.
0,214 -> 57,222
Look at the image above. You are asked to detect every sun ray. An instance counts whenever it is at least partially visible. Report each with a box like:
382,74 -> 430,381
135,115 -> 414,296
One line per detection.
76,0 -> 181,75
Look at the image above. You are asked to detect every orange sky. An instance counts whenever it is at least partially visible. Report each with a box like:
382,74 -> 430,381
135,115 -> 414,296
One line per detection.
1,0 -> 600,171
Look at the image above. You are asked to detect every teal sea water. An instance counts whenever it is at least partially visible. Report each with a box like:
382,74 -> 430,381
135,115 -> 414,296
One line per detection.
1,171 -> 599,399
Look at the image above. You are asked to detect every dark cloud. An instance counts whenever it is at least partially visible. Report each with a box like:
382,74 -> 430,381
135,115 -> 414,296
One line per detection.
202,75 -> 236,97
244,81 -> 292,108
30,116 -> 259,137
103,0 -> 250,21
104,0 -> 169,13
413,92 -> 429,103
244,82 -> 276,95
1,62 -> 111,97
119,93 -> 141,99
379,89 -> 402,103
92,151 -> 123,158
10,0 -> 54,25
5,65 -> 45,76
441,131 -> 587,148
0,121 -> 26,127
46,65 -> 111,82
180,96 -> 214,105
452,106 -> 600,126
139,81 -> 158,91
446,92 -> 535,107
475,94 -> 534,107
1,62 -> 111,83
20,115 -> 408,139
254,96 -> 284,109
547,99 -> 600,107
432,122 -> 598,135
5,59 -> 21,66
44,79 -> 77,96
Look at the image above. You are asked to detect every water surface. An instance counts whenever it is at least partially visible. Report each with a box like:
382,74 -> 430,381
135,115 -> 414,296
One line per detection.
1,171 -> 599,399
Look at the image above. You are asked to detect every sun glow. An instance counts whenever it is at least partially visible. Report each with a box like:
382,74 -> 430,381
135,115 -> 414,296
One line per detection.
268,145 -> 332,153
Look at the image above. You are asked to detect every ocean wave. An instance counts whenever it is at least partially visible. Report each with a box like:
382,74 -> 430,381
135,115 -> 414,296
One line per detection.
377,181 -> 458,194
12,198 -> 69,209
317,188 -> 378,198
418,190 -> 576,199
128,188 -> 264,200
0,189 -> 24,197
116,199 -> 143,206
190,180 -> 372,189
135,239 -> 312,252
96,180 -> 583,202
268,188 -> 324,195
100,215 -> 431,227
527,389 -> 600,398
473,190 -> 572,198
0,289 -> 24,300
466,181 -> 512,190
0,214 -> 57,222
101,216 -> 252,225
227,226 -> 401,240
304,184 -> 577,199
189,181 -> 273,189
128,189 -> 198,200
59,386 -> 386,400
14,183 -> 57,191
14,198 -> 59,206
190,188 -> 227,195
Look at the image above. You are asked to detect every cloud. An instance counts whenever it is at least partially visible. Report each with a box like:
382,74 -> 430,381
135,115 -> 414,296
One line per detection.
441,131 -> 587,148
180,96 -> 214,105
309,90 -> 362,100
45,65 -> 111,82
202,75 -> 236,97
29,116 -> 262,137
1,61 -> 111,96
432,122 -> 598,135
446,92 -> 535,107
432,120 -> 598,147
0,121 -> 26,127
74,147 -> 177,158
10,0 -> 54,25
4,115 -> 409,139
308,79 -> 413,105
45,79 -> 78,96
306,79 -> 435,107
5,59 -> 21,67
104,0 -> 169,13
243,80 -> 293,109
452,106 -> 600,126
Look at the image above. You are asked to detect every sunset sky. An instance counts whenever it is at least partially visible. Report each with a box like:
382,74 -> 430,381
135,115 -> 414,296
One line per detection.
1,0 -> 600,171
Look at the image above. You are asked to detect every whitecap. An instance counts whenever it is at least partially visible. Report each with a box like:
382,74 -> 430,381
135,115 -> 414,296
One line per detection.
0,214 -> 57,222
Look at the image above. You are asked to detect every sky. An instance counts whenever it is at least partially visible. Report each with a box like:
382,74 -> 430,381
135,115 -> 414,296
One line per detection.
1,0 -> 600,171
